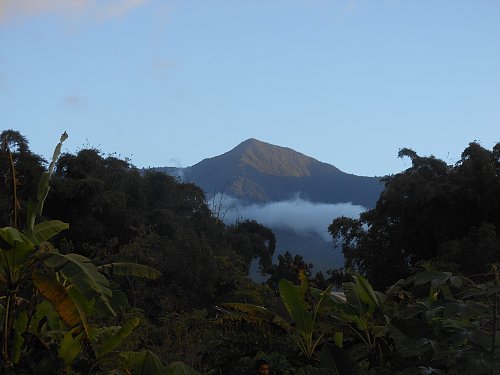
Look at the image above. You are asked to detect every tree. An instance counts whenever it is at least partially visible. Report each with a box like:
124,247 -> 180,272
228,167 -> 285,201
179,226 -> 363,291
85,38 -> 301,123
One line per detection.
0,130 -> 45,227
0,132 -> 202,374
267,251 -> 313,289
225,220 -> 276,275
329,142 -> 500,289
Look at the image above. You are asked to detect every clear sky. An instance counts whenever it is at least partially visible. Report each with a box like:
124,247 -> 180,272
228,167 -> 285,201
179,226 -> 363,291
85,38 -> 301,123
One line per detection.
1,0 -> 499,177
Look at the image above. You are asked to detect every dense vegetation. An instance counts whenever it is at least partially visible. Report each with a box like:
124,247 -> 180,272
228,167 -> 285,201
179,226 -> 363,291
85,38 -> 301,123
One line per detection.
1,130 -> 499,374
329,144 -> 500,289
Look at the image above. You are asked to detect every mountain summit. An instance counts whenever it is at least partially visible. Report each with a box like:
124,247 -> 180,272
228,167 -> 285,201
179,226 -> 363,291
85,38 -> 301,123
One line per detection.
159,139 -> 383,207
227,138 -> 341,177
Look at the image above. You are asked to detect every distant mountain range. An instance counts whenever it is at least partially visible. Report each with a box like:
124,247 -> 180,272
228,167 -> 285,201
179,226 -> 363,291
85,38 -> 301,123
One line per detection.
157,138 -> 384,208
155,139 -> 384,273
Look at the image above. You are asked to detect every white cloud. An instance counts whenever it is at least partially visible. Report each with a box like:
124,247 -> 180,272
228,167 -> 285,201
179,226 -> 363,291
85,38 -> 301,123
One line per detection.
215,194 -> 366,241
0,0 -> 148,24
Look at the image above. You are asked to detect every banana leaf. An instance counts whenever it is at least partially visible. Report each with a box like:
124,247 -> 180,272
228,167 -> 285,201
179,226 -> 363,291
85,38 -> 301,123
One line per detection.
279,279 -> 313,335
98,262 -> 161,280
98,317 -> 140,356
42,252 -> 114,315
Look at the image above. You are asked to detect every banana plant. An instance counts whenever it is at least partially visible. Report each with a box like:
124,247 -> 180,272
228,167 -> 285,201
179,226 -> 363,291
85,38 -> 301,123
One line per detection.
325,271 -> 393,370
223,271 -> 353,373
0,133 -> 165,374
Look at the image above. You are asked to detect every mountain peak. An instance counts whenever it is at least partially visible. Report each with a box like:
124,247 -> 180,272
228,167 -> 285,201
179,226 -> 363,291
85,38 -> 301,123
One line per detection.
231,138 -> 317,177
160,138 -> 383,206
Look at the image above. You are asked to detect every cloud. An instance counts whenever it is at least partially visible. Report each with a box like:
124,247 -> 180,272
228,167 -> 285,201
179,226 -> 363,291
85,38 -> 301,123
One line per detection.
0,0 -> 148,24
63,94 -> 83,109
215,195 -> 366,241
168,159 -> 185,180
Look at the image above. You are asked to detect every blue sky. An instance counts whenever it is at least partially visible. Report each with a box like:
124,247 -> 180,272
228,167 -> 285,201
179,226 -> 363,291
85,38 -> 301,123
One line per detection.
1,0 -> 499,176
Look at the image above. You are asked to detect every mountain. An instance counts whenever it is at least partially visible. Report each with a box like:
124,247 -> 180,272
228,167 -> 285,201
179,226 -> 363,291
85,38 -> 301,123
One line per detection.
155,139 -> 384,273
158,138 -> 384,208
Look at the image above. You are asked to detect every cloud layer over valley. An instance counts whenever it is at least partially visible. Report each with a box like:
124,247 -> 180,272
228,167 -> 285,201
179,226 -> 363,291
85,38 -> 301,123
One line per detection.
212,194 -> 366,242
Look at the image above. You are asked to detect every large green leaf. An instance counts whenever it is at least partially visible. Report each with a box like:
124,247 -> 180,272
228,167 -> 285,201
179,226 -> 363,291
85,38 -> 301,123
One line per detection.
32,271 -> 91,329
31,300 -> 64,333
319,343 -> 364,375
222,303 -> 292,331
59,328 -> 84,366
351,274 -> 380,314
341,274 -> 380,321
279,279 -> 313,335
310,286 -> 339,314
43,252 -> 114,315
26,131 -> 68,232
98,317 -> 140,356
108,280 -> 131,309
166,361 -> 201,375
0,227 -> 33,249
30,220 -> 69,245
387,322 -> 432,358
98,262 -> 161,280
120,350 -> 167,375
340,282 -> 367,323
0,227 -> 34,266
12,312 -> 28,364
413,271 -> 451,287
0,227 -> 34,282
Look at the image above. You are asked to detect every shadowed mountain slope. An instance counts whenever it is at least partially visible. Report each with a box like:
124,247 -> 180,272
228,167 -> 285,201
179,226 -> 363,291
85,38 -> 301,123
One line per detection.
158,138 -> 384,208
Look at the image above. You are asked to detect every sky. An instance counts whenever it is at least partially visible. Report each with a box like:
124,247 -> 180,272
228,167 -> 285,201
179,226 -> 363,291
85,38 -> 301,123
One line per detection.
1,0 -> 499,177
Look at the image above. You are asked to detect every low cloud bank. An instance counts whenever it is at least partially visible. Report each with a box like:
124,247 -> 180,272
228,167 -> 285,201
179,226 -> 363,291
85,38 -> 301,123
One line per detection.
211,194 -> 366,241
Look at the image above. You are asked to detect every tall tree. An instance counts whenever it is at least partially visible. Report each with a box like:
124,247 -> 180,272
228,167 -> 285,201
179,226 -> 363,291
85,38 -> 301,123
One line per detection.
0,130 -> 45,227
329,142 -> 500,289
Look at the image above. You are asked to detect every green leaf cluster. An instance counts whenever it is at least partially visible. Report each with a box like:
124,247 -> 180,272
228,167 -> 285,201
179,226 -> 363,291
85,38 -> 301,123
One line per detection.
0,132 -> 199,375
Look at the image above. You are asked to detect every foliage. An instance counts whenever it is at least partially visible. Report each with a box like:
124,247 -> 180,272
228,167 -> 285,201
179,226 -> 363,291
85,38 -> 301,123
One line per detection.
329,142 -> 500,289
0,130 -> 46,227
0,133 -> 199,374
267,251 -> 314,289
42,149 -> 277,314
381,265 -> 500,374
224,264 -> 500,374
223,270 -> 361,373
224,219 -> 276,274
7,131 -> 500,374
0,131 -> 293,373
320,265 -> 500,374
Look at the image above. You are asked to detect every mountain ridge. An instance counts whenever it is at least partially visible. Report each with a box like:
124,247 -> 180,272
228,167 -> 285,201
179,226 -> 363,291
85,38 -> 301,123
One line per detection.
156,138 -> 384,208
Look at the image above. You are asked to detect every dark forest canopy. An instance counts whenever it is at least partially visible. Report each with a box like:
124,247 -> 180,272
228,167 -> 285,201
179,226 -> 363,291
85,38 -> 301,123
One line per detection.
4,130 -> 500,374
0,131 -> 279,311
4,129 -> 499,293
329,141 -> 500,289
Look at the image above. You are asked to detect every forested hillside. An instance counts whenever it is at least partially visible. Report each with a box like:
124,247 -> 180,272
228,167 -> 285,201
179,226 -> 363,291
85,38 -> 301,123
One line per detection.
2,130 -> 500,374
